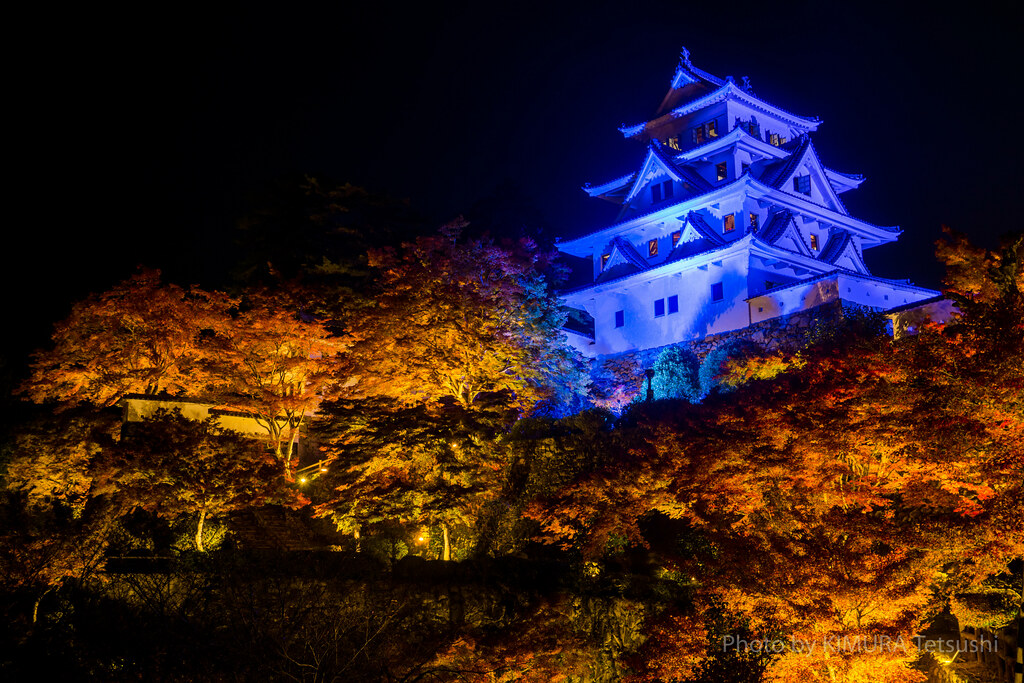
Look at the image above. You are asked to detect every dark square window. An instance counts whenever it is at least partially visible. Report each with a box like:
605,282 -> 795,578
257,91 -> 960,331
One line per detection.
693,126 -> 705,144
707,120 -> 718,137
668,295 -> 679,314
648,239 -> 658,257
749,212 -> 759,229
615,310 -> 624,328
711,282 -> 724,301
793,175 -> 811,195
716,162 -> 727,181
651,183 -> 662,203
654,298 -> 665,317
671,230 -> 681,246
723,214 -> 735,233
662,180 -> 674,199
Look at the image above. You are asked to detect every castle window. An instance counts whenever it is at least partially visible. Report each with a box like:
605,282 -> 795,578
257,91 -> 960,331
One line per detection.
662,180 -> 674,199
711,282 -> 724,301
648,239 -> 659,257
716,162 -> 727,181
668,295 -> 679,314
810,234 -> 819,250
793,175 -> 811,195
741,162 -> 750,175
666,135 -> 681,151
654,298 -> 665,317
749,212 -> 759,229
615,310 -> 624,328
671,230 -> 681,246
692,119 -> 718,144
651,183 -> 662,203
765,280 -> 777,290
769,132 -> 781,146
723,214 -> 735,233
601,253 -> 610,270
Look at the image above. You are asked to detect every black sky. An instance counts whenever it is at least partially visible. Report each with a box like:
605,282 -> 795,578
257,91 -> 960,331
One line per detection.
7,0 -> 1022,366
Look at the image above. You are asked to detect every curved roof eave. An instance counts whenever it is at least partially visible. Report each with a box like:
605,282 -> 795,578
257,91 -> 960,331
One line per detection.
558,175 -> 758,255
619,82 -> 821,139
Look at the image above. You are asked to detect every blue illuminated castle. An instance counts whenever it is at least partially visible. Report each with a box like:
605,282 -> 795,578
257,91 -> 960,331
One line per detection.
558,49 -> 939,357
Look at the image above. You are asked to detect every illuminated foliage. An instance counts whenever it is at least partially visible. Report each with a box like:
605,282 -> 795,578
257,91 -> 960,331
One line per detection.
202,290 -> 342,478
525,232 -> 1024,680
21,269 -> 231,408
314,399 -> 507,560
100,409 -> 303,551
6,406 -> 120,509
346,219 -> 586,413
590,355 -> 644,412
652,345 -> 701,401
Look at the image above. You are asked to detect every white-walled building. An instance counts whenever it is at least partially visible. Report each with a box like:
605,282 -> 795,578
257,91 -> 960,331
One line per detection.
558,49 -> 938,357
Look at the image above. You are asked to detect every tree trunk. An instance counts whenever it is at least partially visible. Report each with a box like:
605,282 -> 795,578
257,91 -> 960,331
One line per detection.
196,509 -> 207,552
442,524 -> 451,562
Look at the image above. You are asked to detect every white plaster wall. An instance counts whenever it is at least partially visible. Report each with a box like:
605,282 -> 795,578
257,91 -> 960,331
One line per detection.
581,253 -> 750,355
748,274 -> 936,325
123,397 -> 276,438
726,101 -> 800,143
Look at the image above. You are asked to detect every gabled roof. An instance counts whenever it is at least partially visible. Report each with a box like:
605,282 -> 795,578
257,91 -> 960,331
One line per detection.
618,142 -> 714,218
655,47 -> 726,115
756,137 -> 811,188
677,211 -> 725,245
665,212 -> 725,260
757,209 -> 812,257
609,236 -> 648,269
620,79 -> 820,140
819,231 -> 868,274
562,234 -> 754,297
756,136 -> 848,215
595,236 -> 649,283
585,139 -> 718,204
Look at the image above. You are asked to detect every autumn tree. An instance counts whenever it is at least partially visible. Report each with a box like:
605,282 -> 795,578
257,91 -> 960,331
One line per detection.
100,409 -> 303,551
345,219 -> 587,414
524,232 -> 1024,681
590,355 -> 644,413
314,398 -> 508,560
21,269 -> 231,408
204,290 -> 342,478
5,406 -> 121,510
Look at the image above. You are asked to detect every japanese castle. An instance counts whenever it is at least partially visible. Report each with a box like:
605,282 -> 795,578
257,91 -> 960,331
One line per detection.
558,49 -> 939,357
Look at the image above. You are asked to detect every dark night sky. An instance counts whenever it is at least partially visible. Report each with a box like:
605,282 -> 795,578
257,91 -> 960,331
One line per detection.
7,0 -> 1022,367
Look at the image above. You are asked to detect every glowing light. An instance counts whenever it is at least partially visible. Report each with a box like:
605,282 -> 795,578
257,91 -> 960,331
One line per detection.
298,477 -> 307,484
